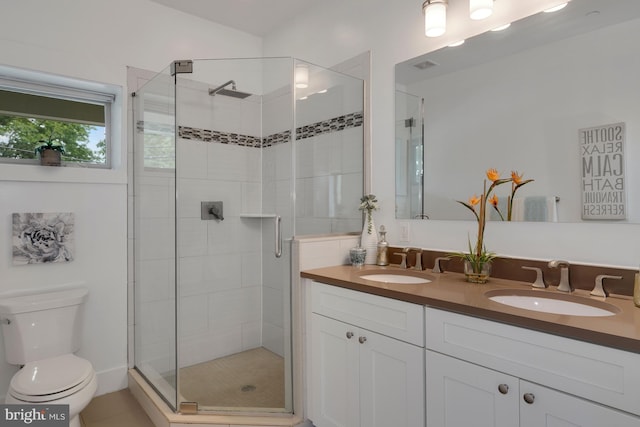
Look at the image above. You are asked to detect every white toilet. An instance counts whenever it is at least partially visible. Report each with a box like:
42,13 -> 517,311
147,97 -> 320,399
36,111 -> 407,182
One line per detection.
0,287 -> 97,427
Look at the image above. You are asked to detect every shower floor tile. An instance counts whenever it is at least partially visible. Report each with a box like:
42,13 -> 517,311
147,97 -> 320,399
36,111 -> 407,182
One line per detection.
179,347 -> 285,409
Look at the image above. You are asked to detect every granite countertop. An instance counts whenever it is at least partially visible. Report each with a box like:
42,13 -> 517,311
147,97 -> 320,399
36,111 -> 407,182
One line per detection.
300,264 -> 640,354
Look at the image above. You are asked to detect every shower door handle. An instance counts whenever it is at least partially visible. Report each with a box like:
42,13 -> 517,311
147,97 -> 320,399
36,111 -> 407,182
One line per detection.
274,215 -> 282,258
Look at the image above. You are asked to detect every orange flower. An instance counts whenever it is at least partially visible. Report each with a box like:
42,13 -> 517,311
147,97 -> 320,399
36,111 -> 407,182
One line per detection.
486,168 -> 500,182
468,195 -> 481,206
511,170 -> 523,185
489,194 -> 499,207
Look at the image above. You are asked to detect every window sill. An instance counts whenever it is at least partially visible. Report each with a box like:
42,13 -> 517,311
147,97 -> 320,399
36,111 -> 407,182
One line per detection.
0,163 -> 127,185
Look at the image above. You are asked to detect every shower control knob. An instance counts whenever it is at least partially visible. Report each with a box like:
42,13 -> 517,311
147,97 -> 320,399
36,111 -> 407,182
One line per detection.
346,331 -> 354,339
358,336 -> 367,344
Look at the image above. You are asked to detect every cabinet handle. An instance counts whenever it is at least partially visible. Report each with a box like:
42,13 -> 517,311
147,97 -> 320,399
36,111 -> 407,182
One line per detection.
523,393 -> 535,404
498,384 -> 509,395
346,331 -> 354,339
358,336 -> 367,344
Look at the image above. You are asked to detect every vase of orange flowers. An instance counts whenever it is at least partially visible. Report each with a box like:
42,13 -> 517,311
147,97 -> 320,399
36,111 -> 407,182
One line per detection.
450,168 -> 512,283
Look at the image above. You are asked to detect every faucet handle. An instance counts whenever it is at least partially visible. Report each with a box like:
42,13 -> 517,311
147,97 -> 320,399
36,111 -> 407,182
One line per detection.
591,275 -> 622,298
393,252 -> 408,269
433,257 -> 450,273
522,266 -> 546,289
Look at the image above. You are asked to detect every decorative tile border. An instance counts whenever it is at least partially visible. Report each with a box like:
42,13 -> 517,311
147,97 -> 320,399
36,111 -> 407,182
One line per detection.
296,112 -> 363,141
179,126 -> 263,148
177,111 -> 363,148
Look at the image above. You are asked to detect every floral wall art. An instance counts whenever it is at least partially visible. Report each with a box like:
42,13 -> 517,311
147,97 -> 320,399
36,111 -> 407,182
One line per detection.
12,212 -> 74,265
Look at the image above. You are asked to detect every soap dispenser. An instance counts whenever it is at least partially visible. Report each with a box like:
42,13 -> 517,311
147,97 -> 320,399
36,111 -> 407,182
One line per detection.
376,225 -> 389,266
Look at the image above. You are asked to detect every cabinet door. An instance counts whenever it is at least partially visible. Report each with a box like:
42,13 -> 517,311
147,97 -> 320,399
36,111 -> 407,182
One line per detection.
308,314 -> 360,427
426,350 -> 519,427
520,381 -> 640,427
359,329 -> 424,427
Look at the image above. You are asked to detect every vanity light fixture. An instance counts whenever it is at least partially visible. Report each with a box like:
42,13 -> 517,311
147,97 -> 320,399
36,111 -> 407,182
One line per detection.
544,2 -> 569,13
295,63 -> 309,89
448,40 -> 465,47
423,0 -> 447,38
470,0 -> 493,20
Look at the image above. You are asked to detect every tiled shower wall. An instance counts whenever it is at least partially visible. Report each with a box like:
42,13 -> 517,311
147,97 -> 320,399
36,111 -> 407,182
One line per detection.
136,73 -> 363,371
175,80 -> 264,367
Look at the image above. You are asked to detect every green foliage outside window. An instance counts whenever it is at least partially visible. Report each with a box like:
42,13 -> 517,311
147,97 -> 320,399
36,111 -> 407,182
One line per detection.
0,115 -> 105,164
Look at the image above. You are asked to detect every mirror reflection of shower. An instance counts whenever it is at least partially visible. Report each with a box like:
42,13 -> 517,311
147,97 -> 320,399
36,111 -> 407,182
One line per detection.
395,90 -> 425,220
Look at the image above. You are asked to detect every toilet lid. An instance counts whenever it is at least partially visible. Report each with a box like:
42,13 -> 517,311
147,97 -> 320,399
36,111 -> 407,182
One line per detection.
10,354 -> 94,397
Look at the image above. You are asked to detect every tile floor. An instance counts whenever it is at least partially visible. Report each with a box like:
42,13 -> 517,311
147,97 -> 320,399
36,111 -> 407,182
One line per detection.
80,389 -> 154,427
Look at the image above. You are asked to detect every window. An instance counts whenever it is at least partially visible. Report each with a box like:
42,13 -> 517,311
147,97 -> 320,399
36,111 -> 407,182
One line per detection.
0,66 -> 117,168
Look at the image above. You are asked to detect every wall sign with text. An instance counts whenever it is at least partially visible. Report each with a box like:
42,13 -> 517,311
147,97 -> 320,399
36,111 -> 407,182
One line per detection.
580,122 -> 626,220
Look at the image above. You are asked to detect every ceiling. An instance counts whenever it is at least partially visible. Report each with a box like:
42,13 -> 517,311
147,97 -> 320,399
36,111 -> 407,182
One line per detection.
149,0 -> 317,37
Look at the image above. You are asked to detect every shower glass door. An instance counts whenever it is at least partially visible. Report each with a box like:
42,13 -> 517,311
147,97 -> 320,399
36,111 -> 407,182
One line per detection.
174,58 -> 294,412
133,63 -> 178,410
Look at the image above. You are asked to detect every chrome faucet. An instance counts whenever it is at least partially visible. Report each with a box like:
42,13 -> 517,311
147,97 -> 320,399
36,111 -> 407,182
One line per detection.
548,260 -> 572,292
400,247 -> 423,270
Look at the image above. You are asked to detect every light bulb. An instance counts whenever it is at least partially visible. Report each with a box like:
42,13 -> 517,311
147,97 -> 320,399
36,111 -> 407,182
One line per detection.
295,64 -> 309,89
424,0 -> 447,38
470,0 -> 493,20
544,3 -> 569,13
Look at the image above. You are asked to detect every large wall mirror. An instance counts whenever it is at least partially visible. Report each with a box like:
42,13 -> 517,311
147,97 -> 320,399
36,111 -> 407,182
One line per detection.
395,0 -> 640,223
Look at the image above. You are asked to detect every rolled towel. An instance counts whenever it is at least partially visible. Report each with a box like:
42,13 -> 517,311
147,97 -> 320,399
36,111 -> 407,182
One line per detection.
523,196 -> 558,222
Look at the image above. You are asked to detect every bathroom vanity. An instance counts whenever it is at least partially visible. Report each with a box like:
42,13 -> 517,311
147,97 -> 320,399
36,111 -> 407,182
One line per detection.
301,265 -> 640,427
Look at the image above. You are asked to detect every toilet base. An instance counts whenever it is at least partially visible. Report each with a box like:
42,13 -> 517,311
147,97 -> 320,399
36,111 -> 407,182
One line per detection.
69,414 -> 81,427
6,372 -> 97,427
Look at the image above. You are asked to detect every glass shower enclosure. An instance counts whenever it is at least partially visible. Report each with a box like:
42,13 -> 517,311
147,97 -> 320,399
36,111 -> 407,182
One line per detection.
133,57 -> 364,414
395,90 -> 424,219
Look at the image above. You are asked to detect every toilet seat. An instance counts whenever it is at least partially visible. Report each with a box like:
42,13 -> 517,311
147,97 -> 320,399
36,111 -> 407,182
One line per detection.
9,354 -> 95,402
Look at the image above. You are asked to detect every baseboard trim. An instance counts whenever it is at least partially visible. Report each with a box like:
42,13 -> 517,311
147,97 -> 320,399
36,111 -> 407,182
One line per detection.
95,364 -> 128,396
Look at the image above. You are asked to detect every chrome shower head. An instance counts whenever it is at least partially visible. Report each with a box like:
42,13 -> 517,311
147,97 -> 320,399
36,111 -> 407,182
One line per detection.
212,88 -> 252,99
208,80 -> 252,99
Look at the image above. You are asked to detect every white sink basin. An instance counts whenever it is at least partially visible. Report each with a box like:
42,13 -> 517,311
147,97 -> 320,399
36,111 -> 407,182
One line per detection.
485,290 -> 619,317
359,273 -> 431,284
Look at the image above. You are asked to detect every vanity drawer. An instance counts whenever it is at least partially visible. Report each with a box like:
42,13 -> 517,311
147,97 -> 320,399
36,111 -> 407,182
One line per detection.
425,307 -> 640,416
311,281 -> 424,346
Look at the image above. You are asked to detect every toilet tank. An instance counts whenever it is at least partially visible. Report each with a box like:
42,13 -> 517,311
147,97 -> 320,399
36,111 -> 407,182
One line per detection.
0,287 -> 88,365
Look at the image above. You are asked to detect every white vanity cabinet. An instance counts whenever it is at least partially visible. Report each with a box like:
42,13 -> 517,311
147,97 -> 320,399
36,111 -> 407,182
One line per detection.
426,349 -> 519,426
307,282 -> 425,427
425,307 -> 640,427
426,350 -> 639,426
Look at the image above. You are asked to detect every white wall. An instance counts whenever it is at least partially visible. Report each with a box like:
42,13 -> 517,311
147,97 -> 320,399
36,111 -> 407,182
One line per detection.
0,0 -> 262,398
263,0 -> 640,268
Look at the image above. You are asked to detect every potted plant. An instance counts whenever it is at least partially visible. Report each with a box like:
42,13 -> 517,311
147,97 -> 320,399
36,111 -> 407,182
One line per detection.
35,138 -> 65,166
450,169 -> 511,283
